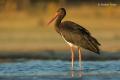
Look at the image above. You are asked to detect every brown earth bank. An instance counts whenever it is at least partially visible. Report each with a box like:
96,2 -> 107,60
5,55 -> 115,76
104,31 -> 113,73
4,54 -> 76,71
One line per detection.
0,50 -> 120,61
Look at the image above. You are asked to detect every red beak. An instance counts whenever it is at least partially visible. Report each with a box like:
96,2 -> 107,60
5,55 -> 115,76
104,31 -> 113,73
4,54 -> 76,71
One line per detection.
48,13 -> 59,25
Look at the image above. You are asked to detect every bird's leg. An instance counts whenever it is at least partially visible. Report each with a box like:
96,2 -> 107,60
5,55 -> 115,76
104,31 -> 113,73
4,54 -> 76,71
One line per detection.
70,46 -> 74,70
78,47 -> 82,71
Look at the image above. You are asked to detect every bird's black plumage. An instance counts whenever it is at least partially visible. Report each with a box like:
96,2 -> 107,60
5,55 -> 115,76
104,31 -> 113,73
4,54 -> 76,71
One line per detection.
54,8 -> 101,54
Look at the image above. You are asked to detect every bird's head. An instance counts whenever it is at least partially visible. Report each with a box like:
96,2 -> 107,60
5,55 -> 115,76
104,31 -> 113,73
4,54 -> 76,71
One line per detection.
48,8 -> 66,25
57,8 -> 66,16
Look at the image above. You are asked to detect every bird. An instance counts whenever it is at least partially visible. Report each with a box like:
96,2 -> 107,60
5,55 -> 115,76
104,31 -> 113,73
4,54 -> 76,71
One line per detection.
48,8 -> 100,70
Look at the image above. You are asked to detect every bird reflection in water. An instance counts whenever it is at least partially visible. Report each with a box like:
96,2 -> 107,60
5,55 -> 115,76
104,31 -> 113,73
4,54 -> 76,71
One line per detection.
70,69 -> 83,77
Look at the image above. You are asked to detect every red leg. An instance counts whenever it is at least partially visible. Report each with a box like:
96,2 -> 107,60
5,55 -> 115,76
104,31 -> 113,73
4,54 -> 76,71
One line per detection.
78,47 -> 83,77
70,46 -> 74,70
78,47 -> 82,70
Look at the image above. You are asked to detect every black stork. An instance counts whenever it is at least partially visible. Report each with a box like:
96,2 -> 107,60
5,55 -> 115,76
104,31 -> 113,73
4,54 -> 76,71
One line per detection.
48,8 -> 100,70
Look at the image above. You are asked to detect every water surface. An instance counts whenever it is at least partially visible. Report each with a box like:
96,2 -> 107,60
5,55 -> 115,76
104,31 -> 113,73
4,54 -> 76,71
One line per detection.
0,60 -> 120,80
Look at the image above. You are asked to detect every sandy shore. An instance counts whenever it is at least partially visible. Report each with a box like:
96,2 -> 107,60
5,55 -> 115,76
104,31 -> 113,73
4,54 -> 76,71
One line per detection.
0,50 -> 120,61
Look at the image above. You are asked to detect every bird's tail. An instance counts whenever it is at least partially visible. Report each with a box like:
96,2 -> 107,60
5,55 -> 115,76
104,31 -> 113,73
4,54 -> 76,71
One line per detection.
89,36 -> 101,55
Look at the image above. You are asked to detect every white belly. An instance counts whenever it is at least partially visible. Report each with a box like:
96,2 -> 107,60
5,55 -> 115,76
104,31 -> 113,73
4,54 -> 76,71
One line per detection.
61,35 -> 78,48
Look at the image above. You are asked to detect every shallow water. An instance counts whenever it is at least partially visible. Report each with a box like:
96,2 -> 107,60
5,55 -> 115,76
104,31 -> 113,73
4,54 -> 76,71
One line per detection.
0,60 -> 120,80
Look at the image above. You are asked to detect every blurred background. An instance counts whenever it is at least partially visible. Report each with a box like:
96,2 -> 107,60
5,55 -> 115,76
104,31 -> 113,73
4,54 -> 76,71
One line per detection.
0,0 -> 120,60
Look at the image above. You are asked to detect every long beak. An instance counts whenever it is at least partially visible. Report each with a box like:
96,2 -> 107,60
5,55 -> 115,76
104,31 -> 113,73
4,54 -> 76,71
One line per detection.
48,13 -> 59,25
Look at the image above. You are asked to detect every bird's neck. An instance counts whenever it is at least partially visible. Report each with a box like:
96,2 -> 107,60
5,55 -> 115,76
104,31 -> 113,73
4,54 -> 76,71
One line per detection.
55,15 -> 64,27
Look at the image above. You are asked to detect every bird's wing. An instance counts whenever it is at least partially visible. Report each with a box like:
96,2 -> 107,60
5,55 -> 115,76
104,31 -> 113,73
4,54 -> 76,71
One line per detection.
59,21 -> 100,54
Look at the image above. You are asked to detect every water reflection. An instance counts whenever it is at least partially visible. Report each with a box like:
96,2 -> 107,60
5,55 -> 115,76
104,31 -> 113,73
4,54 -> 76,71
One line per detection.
0,60 -> 120,80
71,70 -> 74,77
70,69 -> 83,78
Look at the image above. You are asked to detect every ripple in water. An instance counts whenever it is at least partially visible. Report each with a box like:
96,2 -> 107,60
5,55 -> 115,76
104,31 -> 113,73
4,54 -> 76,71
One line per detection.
0,60 -> 120,80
